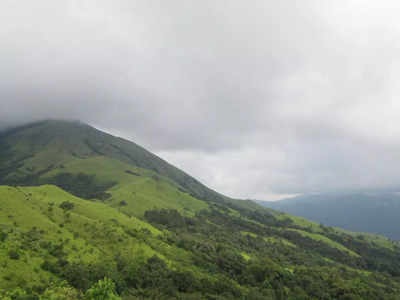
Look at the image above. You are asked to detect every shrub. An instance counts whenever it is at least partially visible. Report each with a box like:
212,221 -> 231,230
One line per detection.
8,250 -> 20,260
0,230 -> 8,242
119,200 -> 127,206
59,201 -> 74,211
85,278 -> 121,300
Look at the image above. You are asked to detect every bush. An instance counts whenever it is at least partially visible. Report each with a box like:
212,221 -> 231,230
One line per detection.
0,230 -> 8,242
8,250 -> 20,260
85,278 -> 121,300
48,173 -> 116,200
59,201 -> 74,211
41,281 -> 80,300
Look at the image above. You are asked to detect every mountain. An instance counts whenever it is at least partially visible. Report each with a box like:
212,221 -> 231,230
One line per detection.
257,192 -> 400,241
0,120 -> 234,205
1,120 -> 400,299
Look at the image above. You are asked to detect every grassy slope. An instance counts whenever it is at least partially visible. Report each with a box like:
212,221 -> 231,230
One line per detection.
286,228 -> 359,257
0,120 -> 232,206
274,207 -> 398,251
42,156 -> 209,217
1,121 -> 400,298
0,185 -> 215,291
0,120 -> 397,257
0,185 -> 155,289
3,184 -> 398,293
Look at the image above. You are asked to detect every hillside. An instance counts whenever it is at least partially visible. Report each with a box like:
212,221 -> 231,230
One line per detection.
257,192 -> 400,241
1,121 -> 400,299
0,120 -> 234,205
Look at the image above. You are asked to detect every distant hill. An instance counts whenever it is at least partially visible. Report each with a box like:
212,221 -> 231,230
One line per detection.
257,192 -> 400,240
1,120 -> 400,299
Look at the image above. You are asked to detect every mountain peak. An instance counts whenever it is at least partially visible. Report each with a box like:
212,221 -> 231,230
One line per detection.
0,119 -> 229,204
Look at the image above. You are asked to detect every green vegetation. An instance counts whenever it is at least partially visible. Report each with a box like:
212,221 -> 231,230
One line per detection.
1,120 -> 400,299
286,228 -> 359,257
85,278 -> 121,300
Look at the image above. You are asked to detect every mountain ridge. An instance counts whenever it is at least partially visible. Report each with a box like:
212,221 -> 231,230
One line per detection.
257,191 -> 400,241
0,120 -> 239,206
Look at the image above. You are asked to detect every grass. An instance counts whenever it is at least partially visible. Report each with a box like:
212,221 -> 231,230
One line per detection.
0,185 -> 195,289
276,213 -> 323,232
263,236 -> 297,248
241,252 -> 251,261
42,156 -> 209,217
240,231 -> 257,238
286,228 -> 359,257
240,231 -> 297,248
333,227 -> 399,251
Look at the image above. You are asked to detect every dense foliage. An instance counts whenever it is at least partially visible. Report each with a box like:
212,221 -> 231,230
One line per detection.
3,202 -> 400,299
1,121 -> 400,299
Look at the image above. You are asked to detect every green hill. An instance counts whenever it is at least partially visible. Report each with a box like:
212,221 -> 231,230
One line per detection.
0,120 -> 232,205
1,120 -> 400,299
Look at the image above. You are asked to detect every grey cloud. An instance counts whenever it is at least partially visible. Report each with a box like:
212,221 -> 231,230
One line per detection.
1,0 -> 400,200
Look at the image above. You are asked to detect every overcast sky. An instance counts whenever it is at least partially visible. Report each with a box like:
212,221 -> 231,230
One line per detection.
2,1 -> 400,200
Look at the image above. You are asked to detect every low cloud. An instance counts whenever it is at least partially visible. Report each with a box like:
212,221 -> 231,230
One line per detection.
2,1 -> 400,200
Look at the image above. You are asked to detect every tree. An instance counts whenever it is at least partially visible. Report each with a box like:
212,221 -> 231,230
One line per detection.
41,281 -> 80,300
85,278 -> 121,300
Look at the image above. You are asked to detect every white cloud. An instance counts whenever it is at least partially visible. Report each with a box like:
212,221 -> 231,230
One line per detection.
2,1 -> 400,199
